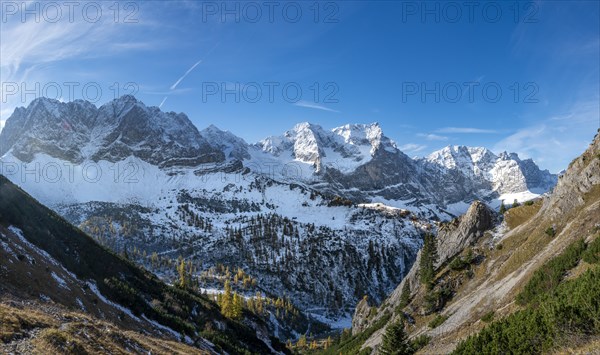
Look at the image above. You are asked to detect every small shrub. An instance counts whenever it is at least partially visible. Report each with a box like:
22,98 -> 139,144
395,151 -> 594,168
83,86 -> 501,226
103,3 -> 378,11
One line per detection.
428,314 -> 449,328
411,335 -> 431,351
524,201 -> 534,206
481,311 -> 495,323
545,227 -> 556,238
496,243 -> 503,250
449,256 -> 468,271
582,236 -> 600,264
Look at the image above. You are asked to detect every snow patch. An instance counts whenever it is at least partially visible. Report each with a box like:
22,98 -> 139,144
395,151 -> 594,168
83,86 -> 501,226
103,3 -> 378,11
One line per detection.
51,272 -> 70,290
86,281 -> 142,323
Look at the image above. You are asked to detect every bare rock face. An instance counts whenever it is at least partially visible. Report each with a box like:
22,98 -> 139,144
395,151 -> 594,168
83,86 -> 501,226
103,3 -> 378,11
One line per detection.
352,296 -> 374,334
0,98 -> 96,163
436,201 -> 497,266
541,131 -> 600,220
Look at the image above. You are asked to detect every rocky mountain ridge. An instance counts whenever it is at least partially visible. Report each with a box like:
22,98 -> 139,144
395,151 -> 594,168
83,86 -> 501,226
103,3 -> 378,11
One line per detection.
0,96 -> 557,216
0,96 -> 560,328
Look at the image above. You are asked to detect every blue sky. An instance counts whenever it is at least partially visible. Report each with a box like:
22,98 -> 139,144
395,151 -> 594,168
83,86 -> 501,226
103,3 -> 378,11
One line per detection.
1,1 -> 598,172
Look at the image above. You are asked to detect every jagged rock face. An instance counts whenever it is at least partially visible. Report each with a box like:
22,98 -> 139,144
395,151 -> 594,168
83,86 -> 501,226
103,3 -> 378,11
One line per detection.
200,125 -> 250,161
435,201 -> 497,266
1,96 -> 558,215
0,96 -> 225,167
256,122 -> 391,174
0,98 -> 97,163
423,146 -> 557,199
321,148 -> 429,204
255,126 -> 557,215
541,131 -> 600,219
352,296 -> 374,332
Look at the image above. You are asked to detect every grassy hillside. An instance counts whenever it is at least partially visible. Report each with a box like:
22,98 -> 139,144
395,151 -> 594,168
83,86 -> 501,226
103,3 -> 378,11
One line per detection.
0,175 -> 285,354
453,236 -> 600,354
0,302 -> 205,354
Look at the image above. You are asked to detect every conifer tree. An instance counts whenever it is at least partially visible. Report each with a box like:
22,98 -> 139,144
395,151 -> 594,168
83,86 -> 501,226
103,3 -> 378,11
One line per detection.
500,201 -> 506,214
177,258 -> 188,289
379,320 -> 412,355
220,280 -> 233,317
399,280 -> 411,309
419,233 -> 438,289
232,292 -> 243,320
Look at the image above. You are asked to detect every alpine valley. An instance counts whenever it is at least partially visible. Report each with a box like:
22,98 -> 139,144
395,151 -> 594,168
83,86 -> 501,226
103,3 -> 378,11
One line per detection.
3,95 -> 586,354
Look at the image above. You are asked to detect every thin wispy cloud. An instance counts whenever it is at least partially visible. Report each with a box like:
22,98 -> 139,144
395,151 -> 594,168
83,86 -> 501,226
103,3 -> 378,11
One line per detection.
417,133 -> 448,141
437,127 -> 498,134
0,2 -> 159,119
1,3 -> 156,78
398,143 -> 427,153
493,98 -> 599,173
294,101 -> 340,113
0,119 -> 6,133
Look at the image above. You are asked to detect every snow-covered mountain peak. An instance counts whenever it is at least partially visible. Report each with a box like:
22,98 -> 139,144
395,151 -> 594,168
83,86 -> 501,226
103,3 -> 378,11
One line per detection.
0,96 -> 224,167
255,121 -> 398,174
330,122 -> 397,154
1,96 -> 558,215
426,145 -> 497,168
200,125 -> 250,161
332,122 -> 382,145
498,151 -> 521,161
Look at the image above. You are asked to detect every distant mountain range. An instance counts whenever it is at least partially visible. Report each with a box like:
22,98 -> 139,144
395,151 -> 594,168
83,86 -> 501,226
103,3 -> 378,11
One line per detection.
0,96 -> 558,324
0,95 -> 556,215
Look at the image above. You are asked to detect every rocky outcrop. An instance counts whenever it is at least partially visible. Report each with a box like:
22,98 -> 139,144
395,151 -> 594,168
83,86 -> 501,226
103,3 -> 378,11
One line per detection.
352,296 -> 374,333
541,130 -> 600,219
436,201 -> 497,265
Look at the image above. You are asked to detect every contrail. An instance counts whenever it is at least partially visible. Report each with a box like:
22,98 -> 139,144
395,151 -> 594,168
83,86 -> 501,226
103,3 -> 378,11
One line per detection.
170,60 -> 203,90
160,42 -> 220,108
159,96 -> 168,108
169,42 -> 220,90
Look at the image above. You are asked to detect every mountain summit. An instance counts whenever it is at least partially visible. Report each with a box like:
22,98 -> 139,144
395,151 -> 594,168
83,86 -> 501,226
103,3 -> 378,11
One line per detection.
0,96 -> 224,167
